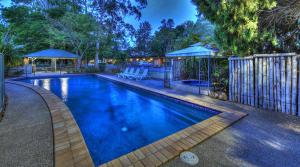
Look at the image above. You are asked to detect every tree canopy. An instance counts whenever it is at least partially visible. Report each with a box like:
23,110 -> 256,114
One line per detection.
192,0 -> 300,55
0,0 -> 147,68
150,17 -> 215,57
134,21 -> 152,56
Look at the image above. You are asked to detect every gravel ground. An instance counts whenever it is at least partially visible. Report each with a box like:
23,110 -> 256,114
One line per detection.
0,83 -> 53,167
165,106 -> 300,167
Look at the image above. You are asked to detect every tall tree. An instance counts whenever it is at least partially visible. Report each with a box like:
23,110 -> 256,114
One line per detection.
192,0 -> 277,55
151,19 -> 176,57
89,0 -> 147,69
260,0 -> 300,52
135,21 -> 152,56
2,5 -> 53,53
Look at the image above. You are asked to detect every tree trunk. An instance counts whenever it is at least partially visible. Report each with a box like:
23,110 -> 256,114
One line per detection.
95,39 -> 100,70
76,50 -> 82,71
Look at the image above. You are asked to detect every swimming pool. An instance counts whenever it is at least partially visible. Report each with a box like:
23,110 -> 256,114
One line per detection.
21,75 -> 219,166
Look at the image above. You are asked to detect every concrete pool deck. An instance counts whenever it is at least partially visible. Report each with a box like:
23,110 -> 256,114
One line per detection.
2,74 -> 300,167
98,74 -> 300,167
0,83 -> 53,167
3,81 -> 94,167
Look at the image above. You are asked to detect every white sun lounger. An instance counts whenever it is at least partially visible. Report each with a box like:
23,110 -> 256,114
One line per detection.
117,67 -> 129,78
126,68 -> 141,79
134,69 -> 149,80
120,68 -> 134,78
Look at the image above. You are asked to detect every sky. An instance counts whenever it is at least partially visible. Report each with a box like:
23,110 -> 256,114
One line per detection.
0,0 -> 10,7
126,0 -> 198,32
0,0 -> 198,32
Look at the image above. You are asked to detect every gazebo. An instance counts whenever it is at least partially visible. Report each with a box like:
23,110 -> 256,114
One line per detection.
165,43 -> 222,95
24,49 -> 79,73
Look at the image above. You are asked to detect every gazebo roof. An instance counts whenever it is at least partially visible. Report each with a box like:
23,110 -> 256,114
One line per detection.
166,43 -> 218,58
24,49 -> 79,59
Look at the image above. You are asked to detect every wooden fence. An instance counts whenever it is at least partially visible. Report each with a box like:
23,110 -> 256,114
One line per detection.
229,53 -> 300,116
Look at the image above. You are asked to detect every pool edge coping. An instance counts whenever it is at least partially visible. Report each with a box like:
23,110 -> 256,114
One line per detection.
6,80 -> 95,167
9,74 -> 247,167
96,74 -> 247,167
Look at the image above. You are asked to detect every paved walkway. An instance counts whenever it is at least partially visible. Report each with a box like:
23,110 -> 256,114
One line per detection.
0,83 -> 53,167
102,75 -> 300,167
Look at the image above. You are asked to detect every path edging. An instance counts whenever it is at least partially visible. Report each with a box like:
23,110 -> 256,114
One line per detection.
6,81 -> 94,167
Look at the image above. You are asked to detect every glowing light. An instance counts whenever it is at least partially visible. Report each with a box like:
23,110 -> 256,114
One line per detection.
42,79 -> 50,91
60,78 -> 69,102
33,79 -> 39,86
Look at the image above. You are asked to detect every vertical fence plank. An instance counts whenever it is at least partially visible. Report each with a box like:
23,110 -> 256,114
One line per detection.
229,60 -> 232,101
266,57 -> 270,110
234,60 -> 238,102
276,57 -> 281,112
258,58 -> 263,107
231,60 -> 235,102
255,57 -> 259,107
247,60 -> 250,105
240,60 -> 244,104
250,59 -> 254,106
269,57 -> 274,111
263,58 -> 268,109
237,60 -> 241,103
243,60 -> 247,104
286,56 -> 292,114
273,57 -> 277,111
281,56 -> 286,113
298,58 -> 300,116
292,56 -> 297,115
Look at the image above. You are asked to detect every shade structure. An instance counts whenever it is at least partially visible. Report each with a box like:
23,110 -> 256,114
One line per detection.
166,43 -> 215,58
23,49 -> 79,73
164,43 -> 220,95
24,49 -> 79,59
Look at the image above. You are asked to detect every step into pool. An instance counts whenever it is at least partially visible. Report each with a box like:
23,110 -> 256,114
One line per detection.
21,75 -> 219,166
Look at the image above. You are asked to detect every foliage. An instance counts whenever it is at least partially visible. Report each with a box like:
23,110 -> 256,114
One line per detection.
1,0 -> 147,69
150,17 -> 215,57
211,59 -> 229,92
192,0 -> 277,56
134,21 -> 152,56
150,19 -> 177,57
83,63 -> 105,73
2,6 -> 52,53
260,0 -> 300,52
0,22 -> 22,68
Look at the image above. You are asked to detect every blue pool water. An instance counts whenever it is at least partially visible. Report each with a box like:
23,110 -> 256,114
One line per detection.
21,75 -> 218,165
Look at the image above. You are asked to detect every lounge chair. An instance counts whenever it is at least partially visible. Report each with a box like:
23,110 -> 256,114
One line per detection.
134,69 -> 149,80
120,68 -> 135,78
117,67 -> 129,78
126,68 -> 141,79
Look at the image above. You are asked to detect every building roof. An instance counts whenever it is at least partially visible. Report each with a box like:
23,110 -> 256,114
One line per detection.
24,49 -> 79,59
166,43 -> 218,58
